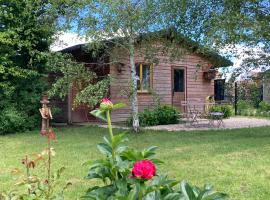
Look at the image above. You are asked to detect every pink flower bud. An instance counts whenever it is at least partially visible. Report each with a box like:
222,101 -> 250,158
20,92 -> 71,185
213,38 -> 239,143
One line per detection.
100,98 -> 113,110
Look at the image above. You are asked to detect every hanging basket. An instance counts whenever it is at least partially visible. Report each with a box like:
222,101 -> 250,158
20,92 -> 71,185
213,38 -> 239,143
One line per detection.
203,69 -> 217,80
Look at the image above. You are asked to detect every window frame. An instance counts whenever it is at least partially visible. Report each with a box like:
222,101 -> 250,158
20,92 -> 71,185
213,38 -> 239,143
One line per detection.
136,63 -> 153,93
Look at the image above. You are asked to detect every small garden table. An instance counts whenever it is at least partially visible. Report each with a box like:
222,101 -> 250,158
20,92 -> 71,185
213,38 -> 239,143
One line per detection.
209,112 -> 225,128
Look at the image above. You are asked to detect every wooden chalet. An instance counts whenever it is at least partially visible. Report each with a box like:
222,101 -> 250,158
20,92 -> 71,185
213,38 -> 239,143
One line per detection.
54,31 -> 232,123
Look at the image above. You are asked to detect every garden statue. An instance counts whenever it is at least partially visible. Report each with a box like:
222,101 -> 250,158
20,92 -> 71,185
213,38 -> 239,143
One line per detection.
39,95 -> 53,135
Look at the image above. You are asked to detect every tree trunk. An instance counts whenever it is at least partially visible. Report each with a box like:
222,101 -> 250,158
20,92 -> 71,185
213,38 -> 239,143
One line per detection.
67,86 -> 73,125
129,37 -> 140,132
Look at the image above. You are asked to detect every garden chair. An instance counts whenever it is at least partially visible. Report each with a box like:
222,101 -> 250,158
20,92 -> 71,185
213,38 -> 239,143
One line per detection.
181,101 -> 201,126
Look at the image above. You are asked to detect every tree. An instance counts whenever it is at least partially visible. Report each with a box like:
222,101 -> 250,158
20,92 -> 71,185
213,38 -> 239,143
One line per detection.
47,53 -> 109,124
0,0 -> 58,133
64,0 -> 206,132
206,0 -> 270,76
61,0 -> 268,131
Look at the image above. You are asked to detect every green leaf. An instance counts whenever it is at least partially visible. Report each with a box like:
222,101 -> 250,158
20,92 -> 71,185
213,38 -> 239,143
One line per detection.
192,186 -> 201,198
112,133 -> 128,148
148,158 -> 164,165
86,171 -> 103,179
103,136 -> 112,146
86,161 -> 112,181
181,181 -> 197,200
127,189 -> 138,200
144,191 -> 161,200
115,156 -> 131,173
97,143 -> 112,156
164,193 -> 182,200
121,149 -> 144,161
55,167 -> 66,179
116,144 -> 128,154
148,175 -> 179,193
115,179 -> 128,196
90,109 -> 107,121
82,185 -> 116,199
142,146 -> 158,158
113,103 -> 126,110
203,193 -> 228,200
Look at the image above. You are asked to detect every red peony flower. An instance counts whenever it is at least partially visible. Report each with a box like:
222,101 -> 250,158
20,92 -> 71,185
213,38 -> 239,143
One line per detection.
132,160 -> 156,180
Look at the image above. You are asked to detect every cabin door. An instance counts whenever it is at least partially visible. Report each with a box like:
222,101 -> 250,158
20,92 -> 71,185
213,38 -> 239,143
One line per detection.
172,67 -> 186,112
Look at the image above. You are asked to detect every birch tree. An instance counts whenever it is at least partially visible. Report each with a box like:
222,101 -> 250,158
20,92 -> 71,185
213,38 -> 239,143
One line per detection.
63,0 -> 269,131
68,0 -> 170,132
63,0 -> 223,131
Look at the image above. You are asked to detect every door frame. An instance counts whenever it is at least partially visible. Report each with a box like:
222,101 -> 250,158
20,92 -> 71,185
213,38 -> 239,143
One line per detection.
171,66 -> 187,106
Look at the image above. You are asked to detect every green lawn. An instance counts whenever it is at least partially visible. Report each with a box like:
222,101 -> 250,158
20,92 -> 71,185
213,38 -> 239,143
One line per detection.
1,126 -> 270,199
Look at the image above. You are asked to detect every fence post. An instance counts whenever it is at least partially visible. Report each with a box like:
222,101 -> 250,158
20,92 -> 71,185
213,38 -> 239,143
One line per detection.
235,82 -> 238,115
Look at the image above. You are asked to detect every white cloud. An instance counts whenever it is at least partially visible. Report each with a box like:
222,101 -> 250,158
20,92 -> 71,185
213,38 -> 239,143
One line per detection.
50,30 -> 125,52
50,32 -> 91,52
219,44 -> 269,80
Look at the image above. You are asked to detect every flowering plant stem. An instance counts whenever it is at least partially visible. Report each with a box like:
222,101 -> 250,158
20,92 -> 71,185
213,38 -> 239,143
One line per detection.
25,156 -> 31,195
47,135 -> 52,199
138,182 -> 145,200
106,110 -> 114,140
105,110 -> 118,180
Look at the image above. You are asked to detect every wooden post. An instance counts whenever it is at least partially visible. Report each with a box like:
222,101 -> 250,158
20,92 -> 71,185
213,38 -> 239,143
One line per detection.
39,95 -> 52,133
235,82 -> 238,115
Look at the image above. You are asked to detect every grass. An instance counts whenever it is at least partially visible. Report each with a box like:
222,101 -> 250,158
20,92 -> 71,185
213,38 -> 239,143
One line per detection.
1,125 -> 270,199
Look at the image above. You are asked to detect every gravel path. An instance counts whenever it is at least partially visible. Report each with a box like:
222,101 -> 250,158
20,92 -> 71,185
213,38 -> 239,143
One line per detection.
144,117 -> 270,131
96,117 -> 270,132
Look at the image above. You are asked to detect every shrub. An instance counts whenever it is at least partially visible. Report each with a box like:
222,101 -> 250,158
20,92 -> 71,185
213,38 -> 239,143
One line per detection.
128,105 -> 179,127
238,82 -> 262,108
155,105 -> 179,125
209,105 -> 233,118
0,107 -> 26,135
138,108 -> 159,126
258,101 -> 270,112
237,100 -> 253,115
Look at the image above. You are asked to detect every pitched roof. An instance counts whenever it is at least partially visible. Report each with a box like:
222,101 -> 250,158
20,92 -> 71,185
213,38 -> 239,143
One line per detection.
61,29 -> 233,68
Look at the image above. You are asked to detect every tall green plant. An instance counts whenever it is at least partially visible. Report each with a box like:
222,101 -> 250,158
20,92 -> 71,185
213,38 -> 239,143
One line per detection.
84,98 -> 228,199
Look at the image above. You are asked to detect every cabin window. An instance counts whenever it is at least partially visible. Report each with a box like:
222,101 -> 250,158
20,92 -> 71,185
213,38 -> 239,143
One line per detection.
174,69 -> 185,92
136,63 -> 153,92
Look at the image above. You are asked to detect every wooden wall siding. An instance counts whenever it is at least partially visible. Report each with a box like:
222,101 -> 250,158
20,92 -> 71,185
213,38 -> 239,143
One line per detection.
110,45 -> 214,122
